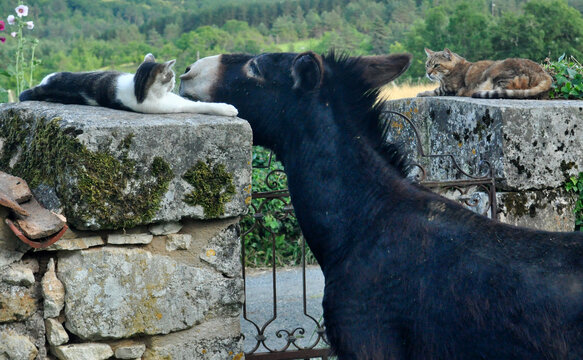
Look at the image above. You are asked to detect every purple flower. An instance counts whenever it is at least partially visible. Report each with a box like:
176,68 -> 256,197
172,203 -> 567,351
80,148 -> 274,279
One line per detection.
0,37 -> 5,44
26,21 -> 33,30
7,15 -> 15,25
0,20 -> 5,31
15,5 -> 28,17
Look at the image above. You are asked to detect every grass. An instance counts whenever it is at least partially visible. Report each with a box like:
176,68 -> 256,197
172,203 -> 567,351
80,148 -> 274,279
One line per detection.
379,80 -> 435,100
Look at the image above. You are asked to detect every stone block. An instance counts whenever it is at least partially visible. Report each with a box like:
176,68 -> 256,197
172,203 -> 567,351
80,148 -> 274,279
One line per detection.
107,233 -> 153,245
0,208 -> 27,269
200,225 -> 242,278
52,343 -> 113,360
0,102 -> 252,230
41,258 -> 65,319
57,247 -> 243,340
113,344 -> 146,359
0,263 -> 35,287
143,317 -> 243,360
45,318 -> 69,346
0,330 -> 38,360
497,189 -> 577,232
37,236 -> 105,251
149,221 -> 182,235
0,284 -> 37,323
165,233 -> 192,251
0,311 -> 47,359
384,98 -> 583,191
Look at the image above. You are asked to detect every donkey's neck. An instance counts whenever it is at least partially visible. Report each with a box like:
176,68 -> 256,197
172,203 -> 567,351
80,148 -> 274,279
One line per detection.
277,111 -> 406,270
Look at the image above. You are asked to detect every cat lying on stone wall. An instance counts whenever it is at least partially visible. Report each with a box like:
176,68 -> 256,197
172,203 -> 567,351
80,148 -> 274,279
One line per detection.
418,48 -> 552,99
19,53 -> 238,116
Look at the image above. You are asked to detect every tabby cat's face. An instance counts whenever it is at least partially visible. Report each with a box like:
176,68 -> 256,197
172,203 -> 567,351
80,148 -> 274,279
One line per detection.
424,48 -> 462,82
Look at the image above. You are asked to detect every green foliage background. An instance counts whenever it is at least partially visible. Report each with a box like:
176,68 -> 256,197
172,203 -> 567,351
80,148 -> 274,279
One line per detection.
1,0 -> 583,93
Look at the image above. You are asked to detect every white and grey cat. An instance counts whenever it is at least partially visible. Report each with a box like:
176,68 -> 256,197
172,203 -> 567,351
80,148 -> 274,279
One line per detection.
19,53 -> 238,116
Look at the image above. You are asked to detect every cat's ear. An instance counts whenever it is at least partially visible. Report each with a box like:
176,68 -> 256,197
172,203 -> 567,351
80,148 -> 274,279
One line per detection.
424,48 -> 435,57
164,59 -> 176,69
443,48 -> 453,60
144,53 -> 156,63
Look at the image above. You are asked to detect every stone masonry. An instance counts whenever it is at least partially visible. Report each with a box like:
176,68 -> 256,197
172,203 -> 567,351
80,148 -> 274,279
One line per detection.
385,97 -> 583,231
0,102 -> 251,360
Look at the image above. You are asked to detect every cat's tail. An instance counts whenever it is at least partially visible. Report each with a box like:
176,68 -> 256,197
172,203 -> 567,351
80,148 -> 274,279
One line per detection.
472,74 -> 553,99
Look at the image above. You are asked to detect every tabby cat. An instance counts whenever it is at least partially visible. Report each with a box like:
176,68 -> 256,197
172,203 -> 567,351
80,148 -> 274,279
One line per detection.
417,48 -> 552,99
19,53 -> 238,116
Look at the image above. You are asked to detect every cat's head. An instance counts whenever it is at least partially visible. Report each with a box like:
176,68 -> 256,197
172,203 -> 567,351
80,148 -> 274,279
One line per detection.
134,53 -> 177,103
423,48 -> 464,82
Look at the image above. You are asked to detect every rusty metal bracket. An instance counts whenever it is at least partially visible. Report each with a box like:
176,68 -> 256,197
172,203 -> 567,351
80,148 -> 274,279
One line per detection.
5,218 -> 68,249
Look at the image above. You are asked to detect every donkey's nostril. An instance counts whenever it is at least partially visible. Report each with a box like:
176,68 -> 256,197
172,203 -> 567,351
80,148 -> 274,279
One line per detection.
184,67 -> 191,73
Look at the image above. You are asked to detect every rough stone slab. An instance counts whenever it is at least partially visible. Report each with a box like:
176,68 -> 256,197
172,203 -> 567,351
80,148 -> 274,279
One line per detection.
107,233 -> 153,245
200,225 -> 242,278
36,236 -> 105,251
149,221 -> 182,235
45,318 -> 69,346
114,344 -> 146,359
165,233 -> 192,251
0,284 -> 37,323
57,247 -> 243,340
41,258 -> 65,318
0,102 -> 252,230
384,98 -> 583,191
497,188 -> 577,232
0,208 -> 27,269
52,343 -> 113,360
143,317 -> 243,360
0,330 -> 38,360
0,263 -> 35,287
0,171 -> 32,203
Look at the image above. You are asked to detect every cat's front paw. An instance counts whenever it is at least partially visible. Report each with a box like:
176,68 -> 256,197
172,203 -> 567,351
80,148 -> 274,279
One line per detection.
417,91 -> 434,97
216,103 -> 238,117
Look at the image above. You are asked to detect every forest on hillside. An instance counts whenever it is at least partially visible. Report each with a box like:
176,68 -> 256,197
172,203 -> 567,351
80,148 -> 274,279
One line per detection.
1,0 -> 583,96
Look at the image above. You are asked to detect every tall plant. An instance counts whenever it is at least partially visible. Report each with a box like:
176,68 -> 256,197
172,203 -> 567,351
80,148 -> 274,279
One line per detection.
1,3 -> 38,100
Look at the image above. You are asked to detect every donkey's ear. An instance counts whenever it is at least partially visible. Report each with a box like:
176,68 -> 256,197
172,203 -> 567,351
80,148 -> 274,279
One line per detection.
144,53 -> 156,63
292,51 -> 324,91
357,53 -> 412,89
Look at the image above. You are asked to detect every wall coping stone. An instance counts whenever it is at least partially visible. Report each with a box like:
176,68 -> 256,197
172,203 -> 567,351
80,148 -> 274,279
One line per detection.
0,102 -> 252,230
384,97 -> 583,191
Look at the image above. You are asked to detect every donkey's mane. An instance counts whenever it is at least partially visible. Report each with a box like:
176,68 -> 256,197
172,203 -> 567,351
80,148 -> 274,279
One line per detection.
322,51 -> 410,178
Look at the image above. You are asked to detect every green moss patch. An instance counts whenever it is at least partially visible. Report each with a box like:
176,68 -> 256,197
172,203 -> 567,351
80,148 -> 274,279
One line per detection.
183,160 -> 235,218
0,110 -> 174,229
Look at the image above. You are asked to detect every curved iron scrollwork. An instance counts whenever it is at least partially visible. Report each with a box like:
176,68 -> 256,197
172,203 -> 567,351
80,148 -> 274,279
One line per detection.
242,149 -> 330,359
381,110 -> 497,219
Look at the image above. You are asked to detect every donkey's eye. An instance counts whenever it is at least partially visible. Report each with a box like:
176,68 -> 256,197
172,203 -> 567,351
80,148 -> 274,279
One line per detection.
247,60 -> 263,79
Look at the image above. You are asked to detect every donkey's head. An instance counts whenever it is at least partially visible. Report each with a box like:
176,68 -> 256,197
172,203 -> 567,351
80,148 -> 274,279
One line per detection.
179,52 -> 411,151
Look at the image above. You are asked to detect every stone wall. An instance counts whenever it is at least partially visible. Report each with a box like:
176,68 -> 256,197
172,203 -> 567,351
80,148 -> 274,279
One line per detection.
0,102 -> 252,360
385,97 -> 583,231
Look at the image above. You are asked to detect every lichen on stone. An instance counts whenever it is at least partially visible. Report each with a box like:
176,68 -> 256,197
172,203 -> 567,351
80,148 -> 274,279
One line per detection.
182,160 -> 235,218
0,110 -> 174,229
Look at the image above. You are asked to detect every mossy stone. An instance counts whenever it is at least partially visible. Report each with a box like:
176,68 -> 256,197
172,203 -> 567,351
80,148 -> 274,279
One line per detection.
0,110 -> 174,229
183,160 -> 235,218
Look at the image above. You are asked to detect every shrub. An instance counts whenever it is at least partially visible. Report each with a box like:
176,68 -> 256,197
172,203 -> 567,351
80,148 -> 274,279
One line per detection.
241,146 -> 316,267
544,54 -> 583,99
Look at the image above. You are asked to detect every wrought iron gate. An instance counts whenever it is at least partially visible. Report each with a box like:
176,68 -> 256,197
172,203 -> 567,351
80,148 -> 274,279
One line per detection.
241,111 -> 497,360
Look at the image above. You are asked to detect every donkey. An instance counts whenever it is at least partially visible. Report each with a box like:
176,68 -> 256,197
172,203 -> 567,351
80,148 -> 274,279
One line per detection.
180,52 -> 583,359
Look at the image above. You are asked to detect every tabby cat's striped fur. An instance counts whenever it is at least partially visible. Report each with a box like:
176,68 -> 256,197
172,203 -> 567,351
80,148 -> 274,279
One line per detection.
417,48 -> 552,99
